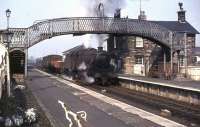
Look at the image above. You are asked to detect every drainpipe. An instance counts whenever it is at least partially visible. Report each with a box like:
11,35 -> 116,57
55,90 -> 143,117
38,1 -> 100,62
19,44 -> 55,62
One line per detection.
184,33 -> 187,77
163,49 -> 166,73
114,36 -> 116,49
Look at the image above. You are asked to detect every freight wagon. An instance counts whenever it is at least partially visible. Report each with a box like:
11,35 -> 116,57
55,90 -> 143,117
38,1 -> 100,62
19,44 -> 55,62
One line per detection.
42,55 -> 63,74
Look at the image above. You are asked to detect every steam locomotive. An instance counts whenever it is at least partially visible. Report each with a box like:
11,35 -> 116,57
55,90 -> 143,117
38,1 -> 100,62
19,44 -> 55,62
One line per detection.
63,45 -> 115,85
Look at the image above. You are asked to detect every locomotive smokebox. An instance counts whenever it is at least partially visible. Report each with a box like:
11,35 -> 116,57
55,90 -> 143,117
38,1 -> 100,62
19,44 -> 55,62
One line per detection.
98,46 -> 103,52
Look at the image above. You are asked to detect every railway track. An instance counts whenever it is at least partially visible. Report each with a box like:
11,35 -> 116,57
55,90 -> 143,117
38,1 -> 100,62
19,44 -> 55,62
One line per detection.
60,77 -> 200,125
34,71 -> 199,127
105,86 -> 200,119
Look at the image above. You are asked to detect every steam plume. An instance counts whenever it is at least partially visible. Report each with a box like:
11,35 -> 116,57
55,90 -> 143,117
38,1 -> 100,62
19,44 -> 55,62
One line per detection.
81,0 -> 127,17
80,0 -> 127,48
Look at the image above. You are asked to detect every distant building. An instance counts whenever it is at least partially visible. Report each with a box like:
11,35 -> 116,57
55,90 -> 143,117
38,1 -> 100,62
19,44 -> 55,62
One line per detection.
107,3 -> 199,79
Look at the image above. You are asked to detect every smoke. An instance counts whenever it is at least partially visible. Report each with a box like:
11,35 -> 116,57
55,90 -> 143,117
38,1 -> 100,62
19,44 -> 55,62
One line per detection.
81,0 -> 127,17
91,34 -> 108,47
82,34 -> 108,48
80,0 -> 127,48
78,62 -> 95,84
78,62 -> 87,70
83,72 -> 95,84
82,34 -> 91,48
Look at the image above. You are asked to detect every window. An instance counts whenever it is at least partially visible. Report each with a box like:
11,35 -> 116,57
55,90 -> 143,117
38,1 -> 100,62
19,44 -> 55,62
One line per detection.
128,37 -> 135,49
192,56 -> 197,63
135,37 -> 144,48
135,56 -> 144,64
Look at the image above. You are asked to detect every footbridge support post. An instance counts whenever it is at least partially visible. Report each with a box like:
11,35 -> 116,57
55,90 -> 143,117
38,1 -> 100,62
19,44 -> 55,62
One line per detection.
6,50 -> 11,97
25,48 -> 28,78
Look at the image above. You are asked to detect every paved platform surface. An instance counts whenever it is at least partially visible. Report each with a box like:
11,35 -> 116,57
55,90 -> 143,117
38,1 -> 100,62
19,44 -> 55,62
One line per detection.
27,69 -> 186,127
117,73 -> 200,92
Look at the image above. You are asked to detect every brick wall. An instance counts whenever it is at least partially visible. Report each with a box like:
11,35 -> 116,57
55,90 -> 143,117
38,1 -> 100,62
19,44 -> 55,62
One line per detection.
107,33 -> 196,78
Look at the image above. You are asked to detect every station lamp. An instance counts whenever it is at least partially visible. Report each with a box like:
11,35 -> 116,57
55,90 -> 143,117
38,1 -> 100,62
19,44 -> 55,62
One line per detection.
6,9 -> 11,29
5,9 -> 13,49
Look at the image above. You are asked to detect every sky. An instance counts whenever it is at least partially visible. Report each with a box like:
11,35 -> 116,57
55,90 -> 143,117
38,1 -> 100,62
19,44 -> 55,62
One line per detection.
1,0 -> 200,58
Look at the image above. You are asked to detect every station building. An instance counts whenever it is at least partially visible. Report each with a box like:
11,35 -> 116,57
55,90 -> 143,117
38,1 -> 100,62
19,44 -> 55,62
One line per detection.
107,3 -> 200,79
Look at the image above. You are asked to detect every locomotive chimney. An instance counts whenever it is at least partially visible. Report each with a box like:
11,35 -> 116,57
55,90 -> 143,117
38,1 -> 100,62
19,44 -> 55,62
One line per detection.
98,46 -> 103,52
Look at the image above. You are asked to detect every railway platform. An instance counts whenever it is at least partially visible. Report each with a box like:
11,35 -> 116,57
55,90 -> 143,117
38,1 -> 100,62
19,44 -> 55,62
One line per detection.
116,73 -> 200,106
26,69 -> 186,127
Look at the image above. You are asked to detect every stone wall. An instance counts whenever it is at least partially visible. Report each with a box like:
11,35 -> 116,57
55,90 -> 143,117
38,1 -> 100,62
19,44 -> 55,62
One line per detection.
107,34 -> 196,78
119,78 -> 200,106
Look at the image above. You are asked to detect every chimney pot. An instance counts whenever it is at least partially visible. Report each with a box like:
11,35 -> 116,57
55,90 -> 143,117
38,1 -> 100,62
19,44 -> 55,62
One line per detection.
98,47 -> 103,52
114,8 -> 121,18
138,11 -> 147,20
177,3 -> 186,23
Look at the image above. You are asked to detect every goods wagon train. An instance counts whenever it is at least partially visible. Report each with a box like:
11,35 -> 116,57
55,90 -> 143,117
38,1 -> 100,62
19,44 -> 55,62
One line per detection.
42,55 -> 63,74
63,45 -> 116,85
0,43 -> 10,98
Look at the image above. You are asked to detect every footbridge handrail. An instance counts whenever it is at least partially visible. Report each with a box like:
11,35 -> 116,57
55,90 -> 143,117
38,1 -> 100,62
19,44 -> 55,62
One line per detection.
3,17 -> 183,49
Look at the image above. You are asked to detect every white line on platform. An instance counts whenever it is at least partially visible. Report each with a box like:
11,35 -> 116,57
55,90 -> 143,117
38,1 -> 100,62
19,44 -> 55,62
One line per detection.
73,92 -> 88,96
35,69 -> 186,127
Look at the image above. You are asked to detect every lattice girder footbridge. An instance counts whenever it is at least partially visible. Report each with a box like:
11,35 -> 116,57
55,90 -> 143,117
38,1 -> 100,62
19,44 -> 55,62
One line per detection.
2,17 -> 183,49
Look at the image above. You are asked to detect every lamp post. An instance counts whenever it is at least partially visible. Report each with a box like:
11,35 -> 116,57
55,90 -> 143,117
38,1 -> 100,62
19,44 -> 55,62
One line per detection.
5,9 -> 12,97
5,9 -> 12,50
6,9 -> 11,29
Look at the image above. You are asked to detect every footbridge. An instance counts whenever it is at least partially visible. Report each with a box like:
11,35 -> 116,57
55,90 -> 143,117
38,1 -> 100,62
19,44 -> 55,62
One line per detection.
1,17 -> 183,49
0,17 -> 184,80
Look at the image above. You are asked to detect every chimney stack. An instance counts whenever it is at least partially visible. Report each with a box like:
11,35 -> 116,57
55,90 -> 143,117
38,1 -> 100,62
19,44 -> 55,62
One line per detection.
97,46 -> 103,52
114,8 -> 121,18
177,2 -> 186,23
138,11 -> 147,20
98,3 -> 104,17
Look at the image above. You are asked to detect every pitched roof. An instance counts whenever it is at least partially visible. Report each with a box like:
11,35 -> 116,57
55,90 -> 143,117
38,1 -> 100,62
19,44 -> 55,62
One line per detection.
62,45 -> 84,55
151,21 -> 199,34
